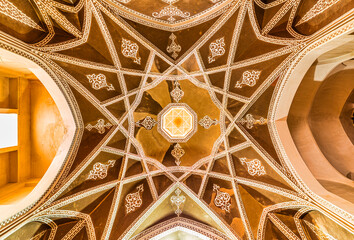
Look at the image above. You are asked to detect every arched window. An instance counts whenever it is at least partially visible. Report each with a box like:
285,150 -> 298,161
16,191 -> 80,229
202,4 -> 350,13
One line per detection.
0,47 -> 77,222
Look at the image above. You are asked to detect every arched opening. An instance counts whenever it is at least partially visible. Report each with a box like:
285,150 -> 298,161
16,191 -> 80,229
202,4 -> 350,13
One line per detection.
0,46 -> 77,222
131,218 -> 228,240
274,29 -> 354,215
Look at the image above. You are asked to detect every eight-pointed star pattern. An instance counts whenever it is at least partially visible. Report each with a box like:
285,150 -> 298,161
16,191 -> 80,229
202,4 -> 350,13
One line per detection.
0,0 -> 353,239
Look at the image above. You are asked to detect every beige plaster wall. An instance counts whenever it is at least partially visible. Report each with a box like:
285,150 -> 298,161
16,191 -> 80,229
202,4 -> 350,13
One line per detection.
29,80 -> 66,178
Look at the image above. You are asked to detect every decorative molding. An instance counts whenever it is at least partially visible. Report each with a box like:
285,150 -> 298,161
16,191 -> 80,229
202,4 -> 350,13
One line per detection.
240,158 -> 266,176
87,160 -> 116,180
166,33 -> 182,59
121,38 -> 141,64
152,5 -> 190,23
86,73 -> 115,91
208,37 -> 226,63
135,116 -> 157,130
170,188 -> 186,216
171,143 -> 185,166
0,0 -> 43,31
235,70 -> 261,88
85,119 -> 112,134
239,114 -> 267,129
131,217 -> 229,240
170,80 -> 184,103
199,115 -> 218,129
125,184 -> 144,214
213,184 -> 231,213
297,0 -> 341,26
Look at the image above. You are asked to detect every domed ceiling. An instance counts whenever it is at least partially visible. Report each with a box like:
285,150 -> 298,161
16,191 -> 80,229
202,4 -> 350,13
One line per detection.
0,0 -> 353,239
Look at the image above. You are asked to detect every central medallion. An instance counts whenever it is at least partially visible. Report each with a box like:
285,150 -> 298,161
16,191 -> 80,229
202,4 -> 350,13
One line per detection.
157,103 -> 197,142
133,79 -> 221,166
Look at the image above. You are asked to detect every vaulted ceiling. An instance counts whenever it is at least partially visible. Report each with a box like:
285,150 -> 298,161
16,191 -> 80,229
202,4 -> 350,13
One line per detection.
0,0 -> 353,239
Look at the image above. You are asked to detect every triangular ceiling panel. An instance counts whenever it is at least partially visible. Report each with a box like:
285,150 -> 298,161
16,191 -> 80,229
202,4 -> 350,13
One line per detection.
180,53 -> 201,73
226,97 -> 244,118
122,14 -> 221,61
150,55 -> 171,73
101,10 -> 151,71
183,174 -> 203,195
82,188 -> 116,240
227,126 -> 246,148
130,186 -> 227,238
228,52 -> 291,98
124,158 -> 145,178
211,156 -> 231,176
58,151 -> 123,200
233,11 -> 289,63
208,71 -> 226,90
237,78 -> 282,165
58,187 -> 114,212
46,16 -> 77,45
105,99 -> 126,122
152,174 -> 173,196
264,219 -> 289,240
53,219 -> 79,240
199,8 -> 240,69
230,146 -> 293,191
54,60 -> 123,102
123,74 -> 143,92
106,128 -> 127,151
108,179 -> 153,239
202,177 -> 246,239
56,15 -> 114,66
66,86 -> 114,175
253,1 -> 286,31
267,7 -> 295,39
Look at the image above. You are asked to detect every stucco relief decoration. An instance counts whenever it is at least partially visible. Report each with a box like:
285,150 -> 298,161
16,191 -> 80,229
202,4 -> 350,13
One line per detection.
171,143 -> 185,166
121,38 -> 141,64
87,160 -> 116,180
235,70 -> 261,88
136,116 -> 158,130
199,115 -> 218,129
86,73 -> 115,91
240,158 -> 266,176
170,80 -> 184,102
0,0 -> 43,30
152,2 -> 191,23
125,184 -> 144,214
297,0 -> 341,25
170,188 -> 186,216
213,184 -> 231,213
239,113 -> 267,129
85,119 -> 112,134
166,33 -> 182,59
208,37 -> 226,63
